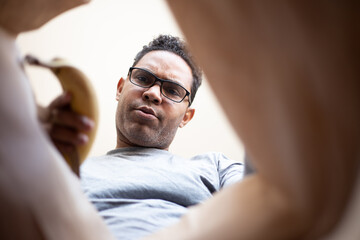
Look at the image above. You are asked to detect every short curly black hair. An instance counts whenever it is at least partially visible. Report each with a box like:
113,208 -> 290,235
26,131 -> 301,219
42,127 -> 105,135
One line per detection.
132,35 -> 202,105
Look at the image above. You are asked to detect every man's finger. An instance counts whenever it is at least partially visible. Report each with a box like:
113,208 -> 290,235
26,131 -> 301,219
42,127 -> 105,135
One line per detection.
50,126 -> 89,145
48,91 -> 72,109
51,109 -> 94,131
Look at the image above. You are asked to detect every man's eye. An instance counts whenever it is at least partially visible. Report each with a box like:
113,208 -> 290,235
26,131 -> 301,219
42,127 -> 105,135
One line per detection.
169,88 -> 181,96
164,86 -> 182,97
137,76 -> 147,82
136,75 -> 151,85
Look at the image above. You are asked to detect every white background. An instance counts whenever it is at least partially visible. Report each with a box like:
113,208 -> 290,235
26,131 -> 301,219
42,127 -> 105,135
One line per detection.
17,0 -> 244,161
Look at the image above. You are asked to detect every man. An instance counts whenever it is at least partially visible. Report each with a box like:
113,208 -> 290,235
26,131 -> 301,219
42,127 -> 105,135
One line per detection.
44,35 -> 244,240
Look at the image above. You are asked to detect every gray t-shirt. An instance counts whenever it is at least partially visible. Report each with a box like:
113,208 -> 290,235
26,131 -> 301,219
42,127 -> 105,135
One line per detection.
81,147 -> 243,240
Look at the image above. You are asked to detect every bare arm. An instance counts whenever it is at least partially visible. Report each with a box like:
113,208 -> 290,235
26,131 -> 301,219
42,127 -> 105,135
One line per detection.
146,1 -> 360,239
0,27 -> 114,240
0,0 -> 114,237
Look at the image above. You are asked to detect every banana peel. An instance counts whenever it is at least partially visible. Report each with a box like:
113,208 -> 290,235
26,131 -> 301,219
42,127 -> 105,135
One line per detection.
25,54 -> 99,175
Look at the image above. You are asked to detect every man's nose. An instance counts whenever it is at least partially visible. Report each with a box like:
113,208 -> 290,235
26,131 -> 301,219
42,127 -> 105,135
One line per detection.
142,84 -> 162,104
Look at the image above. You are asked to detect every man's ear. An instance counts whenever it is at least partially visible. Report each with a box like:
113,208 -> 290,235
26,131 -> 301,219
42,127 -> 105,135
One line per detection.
179,108 -> 195,128
116,77 -> 125,101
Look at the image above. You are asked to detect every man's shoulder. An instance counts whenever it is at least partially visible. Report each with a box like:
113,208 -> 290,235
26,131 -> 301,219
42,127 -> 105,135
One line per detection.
190,151 -> 237,163
190,152 -> 243,171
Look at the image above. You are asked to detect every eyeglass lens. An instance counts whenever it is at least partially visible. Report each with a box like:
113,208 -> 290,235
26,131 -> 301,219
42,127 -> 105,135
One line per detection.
131,68 -> 187,102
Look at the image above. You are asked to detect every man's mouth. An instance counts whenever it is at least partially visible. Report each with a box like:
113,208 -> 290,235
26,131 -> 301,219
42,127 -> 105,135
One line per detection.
136,106 -> 158,119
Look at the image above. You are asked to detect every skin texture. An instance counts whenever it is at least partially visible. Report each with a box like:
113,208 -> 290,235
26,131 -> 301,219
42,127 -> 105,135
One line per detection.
115,50 -> 195,150
143,1 -> 359,239
0,0 -> 114,239
0,0 -> 89,35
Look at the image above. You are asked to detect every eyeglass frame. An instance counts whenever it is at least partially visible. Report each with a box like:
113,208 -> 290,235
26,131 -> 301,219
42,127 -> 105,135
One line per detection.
128,67 -> 192,105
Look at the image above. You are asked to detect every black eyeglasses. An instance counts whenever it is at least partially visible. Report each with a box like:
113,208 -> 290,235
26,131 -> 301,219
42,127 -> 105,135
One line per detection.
128,67 -> 191,105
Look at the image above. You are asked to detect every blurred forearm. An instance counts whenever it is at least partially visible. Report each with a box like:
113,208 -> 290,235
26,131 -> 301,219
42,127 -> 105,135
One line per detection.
164,0 -> 360,239
0,27 -> 114,240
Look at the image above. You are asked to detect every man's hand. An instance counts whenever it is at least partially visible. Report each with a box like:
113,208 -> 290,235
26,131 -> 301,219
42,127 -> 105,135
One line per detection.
38,92 -> 95,160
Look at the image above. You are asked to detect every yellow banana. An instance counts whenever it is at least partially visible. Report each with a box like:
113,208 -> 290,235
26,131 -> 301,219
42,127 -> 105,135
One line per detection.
25,55 -> 99,175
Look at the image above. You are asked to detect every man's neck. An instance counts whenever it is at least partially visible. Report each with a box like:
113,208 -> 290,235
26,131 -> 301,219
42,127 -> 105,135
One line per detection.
115,139 -> 169,151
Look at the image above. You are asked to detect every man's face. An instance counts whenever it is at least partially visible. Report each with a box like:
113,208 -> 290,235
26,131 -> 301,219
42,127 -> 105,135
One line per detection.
115,50 -> 194,150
